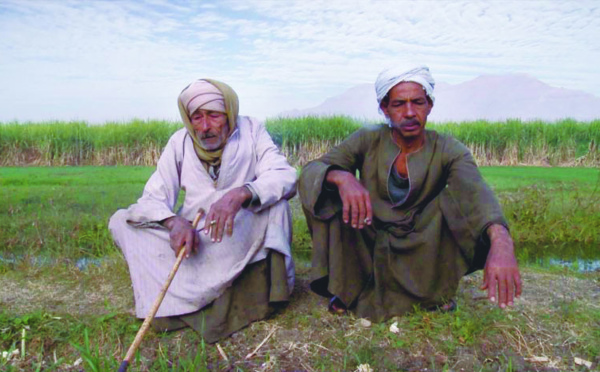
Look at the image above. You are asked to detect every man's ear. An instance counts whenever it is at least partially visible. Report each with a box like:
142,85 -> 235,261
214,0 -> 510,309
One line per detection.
380,103 -> 389,118
426,100 -> 433,115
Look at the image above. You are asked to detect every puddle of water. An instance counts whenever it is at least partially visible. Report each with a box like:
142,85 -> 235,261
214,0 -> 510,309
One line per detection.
0,255 -> 103,271
75,257 -> 103,271
1,255 -> 599,272
545,258 -> 600,272
0,255 -> 17,264
30,256 -> 55,266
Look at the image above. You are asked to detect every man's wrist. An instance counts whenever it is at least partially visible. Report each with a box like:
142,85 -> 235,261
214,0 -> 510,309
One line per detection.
161,216 -> 181,230
487,224 -> 514,251
161,217 -> 175,230
239,185 -> 254,207
326,169 -> 350,187
487,224 -> 507,241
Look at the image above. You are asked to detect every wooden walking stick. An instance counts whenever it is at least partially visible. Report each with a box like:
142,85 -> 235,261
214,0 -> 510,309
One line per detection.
118,209 -> 205,372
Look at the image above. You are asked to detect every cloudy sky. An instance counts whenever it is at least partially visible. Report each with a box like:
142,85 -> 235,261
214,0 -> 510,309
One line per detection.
1,0 -> 598,123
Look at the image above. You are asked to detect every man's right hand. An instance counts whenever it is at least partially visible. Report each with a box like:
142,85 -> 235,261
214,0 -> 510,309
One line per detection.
326,169 -> 373,229
162,216 -> 199,258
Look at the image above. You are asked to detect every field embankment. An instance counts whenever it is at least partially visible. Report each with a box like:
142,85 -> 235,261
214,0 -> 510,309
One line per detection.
1,117 -> 598,167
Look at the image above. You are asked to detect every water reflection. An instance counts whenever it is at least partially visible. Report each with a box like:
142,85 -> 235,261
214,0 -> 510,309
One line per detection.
0,254 -> 103,271
546,258 -> 600,272
75,257 -> 103,270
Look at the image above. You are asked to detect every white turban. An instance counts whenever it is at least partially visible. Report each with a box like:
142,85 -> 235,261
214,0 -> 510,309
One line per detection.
375,65 -> 435,106
179,80 -> 226,116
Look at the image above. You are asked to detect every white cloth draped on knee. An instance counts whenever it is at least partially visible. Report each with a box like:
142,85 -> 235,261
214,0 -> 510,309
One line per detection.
109,116 -> 296,318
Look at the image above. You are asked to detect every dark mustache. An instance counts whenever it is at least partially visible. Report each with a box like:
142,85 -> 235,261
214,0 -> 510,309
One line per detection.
400,119 -> 420,127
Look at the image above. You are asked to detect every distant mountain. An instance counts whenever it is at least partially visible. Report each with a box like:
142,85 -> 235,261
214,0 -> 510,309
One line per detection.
279,74 -> 600,122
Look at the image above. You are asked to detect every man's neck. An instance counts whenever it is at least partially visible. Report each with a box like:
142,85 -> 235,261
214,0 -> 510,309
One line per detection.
392,131 -> 425,154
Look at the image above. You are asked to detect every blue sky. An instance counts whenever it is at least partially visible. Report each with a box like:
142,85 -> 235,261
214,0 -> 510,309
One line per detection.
1,0 -> 598,123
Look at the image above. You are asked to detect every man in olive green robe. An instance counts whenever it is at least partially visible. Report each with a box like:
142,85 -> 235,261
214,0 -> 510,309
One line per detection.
299,65 -> 521,321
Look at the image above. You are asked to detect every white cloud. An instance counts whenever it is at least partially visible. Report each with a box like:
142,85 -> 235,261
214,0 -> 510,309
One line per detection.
0,0 -> 598,123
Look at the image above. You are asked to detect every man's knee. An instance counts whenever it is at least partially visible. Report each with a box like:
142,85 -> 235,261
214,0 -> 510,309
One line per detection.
108,209 -> 128,241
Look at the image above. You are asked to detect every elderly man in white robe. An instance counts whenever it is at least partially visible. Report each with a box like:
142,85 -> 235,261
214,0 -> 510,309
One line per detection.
109,79 -> 297,342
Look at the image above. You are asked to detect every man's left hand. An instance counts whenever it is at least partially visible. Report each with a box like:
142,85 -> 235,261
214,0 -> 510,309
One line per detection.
203,186 -> 252,243
480,224 -> 522,309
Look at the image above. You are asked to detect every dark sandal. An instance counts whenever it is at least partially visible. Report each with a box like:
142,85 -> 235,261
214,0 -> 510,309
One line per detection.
428,299 -> 457,313
328,296 -> 347,315
440,299 -> 457,312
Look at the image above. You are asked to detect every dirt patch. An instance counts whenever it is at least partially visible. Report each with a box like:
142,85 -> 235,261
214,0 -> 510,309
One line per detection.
1,262 -> 598,371
0,258 -> 133,316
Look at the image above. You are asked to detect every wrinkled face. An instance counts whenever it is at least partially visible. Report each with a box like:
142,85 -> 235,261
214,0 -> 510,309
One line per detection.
190,109 -> 229,151
380,82 -> 433,141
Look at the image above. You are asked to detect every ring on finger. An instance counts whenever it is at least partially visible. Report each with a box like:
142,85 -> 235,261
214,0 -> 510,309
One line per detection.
210,220 -> 217,225
363,218 -> 371,224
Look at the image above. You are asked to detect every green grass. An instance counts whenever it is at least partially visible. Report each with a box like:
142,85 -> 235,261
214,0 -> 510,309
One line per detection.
0,166 -> 153,260
2,165 -> 598,263
484,167 -> 600,260
1,118 -> 599,167
0,307 -> 216,371
480,165 -> 600,191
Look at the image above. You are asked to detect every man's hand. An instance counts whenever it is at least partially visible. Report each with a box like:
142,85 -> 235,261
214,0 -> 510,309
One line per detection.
326,169 -> 372,229
162,216 -> 199,259
204,186 -> 252,243
480,224 -> 522,308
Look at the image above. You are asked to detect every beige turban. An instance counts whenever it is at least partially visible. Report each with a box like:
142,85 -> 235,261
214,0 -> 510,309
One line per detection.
375,65 -> 435,105
179,80 -> 226,115
177,79 -> 240,167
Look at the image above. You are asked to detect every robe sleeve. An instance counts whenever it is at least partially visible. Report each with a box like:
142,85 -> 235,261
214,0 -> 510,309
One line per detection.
125,133 -> 183,227
299,127 -> 371,220
244,119 -> 297,213
441,136 -> 508,241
